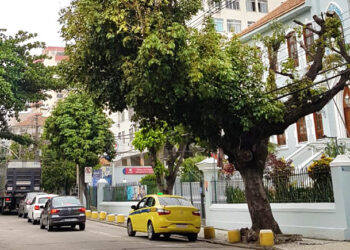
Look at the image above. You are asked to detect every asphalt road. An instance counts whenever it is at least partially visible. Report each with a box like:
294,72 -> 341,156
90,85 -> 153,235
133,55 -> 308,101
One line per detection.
0,214 -> 244,250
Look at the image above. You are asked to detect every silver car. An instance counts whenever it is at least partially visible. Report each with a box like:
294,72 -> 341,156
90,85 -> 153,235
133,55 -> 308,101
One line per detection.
18,192 -> 47,218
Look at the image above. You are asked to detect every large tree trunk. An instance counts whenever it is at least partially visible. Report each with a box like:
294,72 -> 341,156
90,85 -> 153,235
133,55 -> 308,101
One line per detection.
233,137 -> 282,234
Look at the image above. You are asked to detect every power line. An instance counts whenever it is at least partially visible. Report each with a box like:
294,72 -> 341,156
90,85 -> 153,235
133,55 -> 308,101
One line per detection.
272,69 -> 350,101
265,63 -> 349,96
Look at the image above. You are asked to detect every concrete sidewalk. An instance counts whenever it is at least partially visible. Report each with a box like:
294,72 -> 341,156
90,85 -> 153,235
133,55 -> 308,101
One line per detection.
201,227 -> 350,250
88,218 -> 350,250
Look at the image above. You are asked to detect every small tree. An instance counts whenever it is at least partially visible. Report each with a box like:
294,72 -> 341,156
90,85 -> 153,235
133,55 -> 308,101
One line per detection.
43,92 -> 115,201
41,145 -> 76,194
132,122 -> 193,194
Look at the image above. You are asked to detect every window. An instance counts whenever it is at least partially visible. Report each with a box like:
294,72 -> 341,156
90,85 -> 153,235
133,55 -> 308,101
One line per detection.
303,23 -> 314,62
248,21 -> 255,27
211,0 -> 222,9
52,196 -> 81,207
296,117 -> 308,143
277,133 -> 286,146
56,93 -> 63,98
246,0 -> 256,12
343,86 -> 350,137
313,112 -> 324,140
137,197 -> 148,209
121,111 -> 125,122
227,19 -> 241,33
287,31 -> 299,67
129,128 -> 134,141
158,197 -> 192,206
214,18 -> 224,32
122,131 -> 125,144
226,0 -> 240,10
258,0 -> 268,13
118,132 -> 121,140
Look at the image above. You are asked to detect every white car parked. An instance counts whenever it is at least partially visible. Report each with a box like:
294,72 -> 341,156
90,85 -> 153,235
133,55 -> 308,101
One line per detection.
27,194 -> 58,225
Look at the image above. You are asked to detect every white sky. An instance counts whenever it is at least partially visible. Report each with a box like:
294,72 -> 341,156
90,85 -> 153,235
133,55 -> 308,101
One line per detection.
0,0 -> 72,53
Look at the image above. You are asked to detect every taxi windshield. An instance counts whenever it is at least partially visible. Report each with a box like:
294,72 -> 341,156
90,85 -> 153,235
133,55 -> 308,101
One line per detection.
158,197 -> 192,206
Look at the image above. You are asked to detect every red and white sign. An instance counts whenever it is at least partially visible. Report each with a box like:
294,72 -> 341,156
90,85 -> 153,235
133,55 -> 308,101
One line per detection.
123,167 -> 154,175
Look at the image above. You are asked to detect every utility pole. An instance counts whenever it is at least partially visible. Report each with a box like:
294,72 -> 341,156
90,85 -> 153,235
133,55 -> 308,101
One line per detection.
34,113 -> 40,161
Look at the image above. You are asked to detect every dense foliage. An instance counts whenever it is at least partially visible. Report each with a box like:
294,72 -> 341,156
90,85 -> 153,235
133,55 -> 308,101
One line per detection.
60,0 -> 350,234
43,92 -> 115,198
0,30 -> 60,143
132,122 -> 193,193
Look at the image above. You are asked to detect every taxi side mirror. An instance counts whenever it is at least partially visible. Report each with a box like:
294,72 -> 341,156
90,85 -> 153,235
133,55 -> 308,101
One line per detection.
131,205 -> 137,210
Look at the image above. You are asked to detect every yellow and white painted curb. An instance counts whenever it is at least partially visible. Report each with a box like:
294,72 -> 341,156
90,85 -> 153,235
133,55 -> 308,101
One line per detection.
259,229 -> 274,247
227,229 -> 240,243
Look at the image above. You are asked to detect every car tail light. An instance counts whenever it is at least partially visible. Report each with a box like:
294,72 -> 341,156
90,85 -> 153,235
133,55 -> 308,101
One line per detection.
192,210 -> 200,216
157,209 -> 171,215
5,198 -> 10,201
79,207 -> 86,213
34,205 -> 40,210
50,209 -> 60,214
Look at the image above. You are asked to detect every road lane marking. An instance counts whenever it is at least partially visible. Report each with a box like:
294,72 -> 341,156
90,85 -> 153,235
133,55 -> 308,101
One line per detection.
88,229 -> 122,238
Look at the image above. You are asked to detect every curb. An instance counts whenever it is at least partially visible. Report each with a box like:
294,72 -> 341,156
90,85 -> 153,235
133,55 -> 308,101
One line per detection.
86,218 -> 279,249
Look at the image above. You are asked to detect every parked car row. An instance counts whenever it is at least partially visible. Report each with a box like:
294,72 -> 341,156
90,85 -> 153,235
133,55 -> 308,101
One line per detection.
18,192 -> 86,231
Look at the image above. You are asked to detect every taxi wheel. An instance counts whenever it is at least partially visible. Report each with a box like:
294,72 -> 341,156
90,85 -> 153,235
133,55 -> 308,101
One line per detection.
32,219 -> 36,225
127,220 -> 136,236
147,222 -> 158,240
187,233 -> 198,242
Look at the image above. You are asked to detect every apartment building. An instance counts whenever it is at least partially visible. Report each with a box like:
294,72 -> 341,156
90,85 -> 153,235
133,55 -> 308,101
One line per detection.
189,0 -> 283,34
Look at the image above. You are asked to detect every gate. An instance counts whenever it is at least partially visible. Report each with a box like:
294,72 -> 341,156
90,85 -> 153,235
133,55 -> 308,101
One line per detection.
87,186 -> 97,210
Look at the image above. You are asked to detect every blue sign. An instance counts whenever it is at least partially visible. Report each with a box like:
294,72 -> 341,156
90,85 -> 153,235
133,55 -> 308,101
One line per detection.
92,169 -> 101,186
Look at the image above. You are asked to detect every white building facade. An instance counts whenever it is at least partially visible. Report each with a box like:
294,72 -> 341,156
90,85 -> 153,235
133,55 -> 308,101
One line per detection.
240,0 -> 350,168
189,0 -> 283,35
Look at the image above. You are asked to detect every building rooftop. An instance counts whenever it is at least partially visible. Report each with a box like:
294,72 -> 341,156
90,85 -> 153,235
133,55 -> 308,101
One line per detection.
12,114 -> 47,127
240,0 -> 306,36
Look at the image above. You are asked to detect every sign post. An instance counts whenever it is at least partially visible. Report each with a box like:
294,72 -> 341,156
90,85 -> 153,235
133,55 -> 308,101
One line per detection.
85,167 -> 92,184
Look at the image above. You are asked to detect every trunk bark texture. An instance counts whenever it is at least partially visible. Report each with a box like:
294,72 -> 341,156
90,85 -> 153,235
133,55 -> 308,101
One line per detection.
232,137 -> 282,234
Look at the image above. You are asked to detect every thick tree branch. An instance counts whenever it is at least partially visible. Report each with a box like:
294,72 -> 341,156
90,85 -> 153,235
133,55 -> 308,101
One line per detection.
267,69 -> 350,136
275,71 -> 295,80
294,19 -> 321,36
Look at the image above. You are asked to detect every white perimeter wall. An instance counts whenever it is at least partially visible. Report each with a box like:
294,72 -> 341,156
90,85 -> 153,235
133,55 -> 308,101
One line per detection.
206,203 -> 347,240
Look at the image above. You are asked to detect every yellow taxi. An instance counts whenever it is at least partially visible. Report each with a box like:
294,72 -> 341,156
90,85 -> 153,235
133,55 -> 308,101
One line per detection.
127,194 -> 201,241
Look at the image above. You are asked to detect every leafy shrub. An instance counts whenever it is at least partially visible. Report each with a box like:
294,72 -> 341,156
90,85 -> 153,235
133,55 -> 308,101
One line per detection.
265,153 -> 294,192
307,154 -> 333,190
226,186 -> 246,203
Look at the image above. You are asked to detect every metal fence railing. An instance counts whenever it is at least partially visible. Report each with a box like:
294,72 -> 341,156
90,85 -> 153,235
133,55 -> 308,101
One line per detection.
103,183 -> 158,202
87,186 -> 97,210
212,168 -> 334,204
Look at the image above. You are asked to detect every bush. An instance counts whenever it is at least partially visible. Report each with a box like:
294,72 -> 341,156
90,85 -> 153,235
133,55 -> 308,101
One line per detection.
226,186 -> 246,203
307,154 -> 333,190
139,174 -> 158,194
265,153 -> 294,193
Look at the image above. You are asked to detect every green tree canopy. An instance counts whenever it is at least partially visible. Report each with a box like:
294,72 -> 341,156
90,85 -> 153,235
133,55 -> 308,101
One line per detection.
60,0 -> 350,236
41,145 -> 76,195
132,122 -> 194,194
0,30 -> 61,144
43,92 -> 115,199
